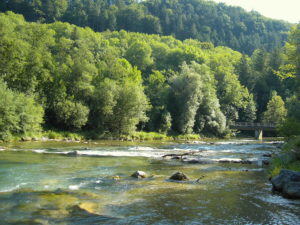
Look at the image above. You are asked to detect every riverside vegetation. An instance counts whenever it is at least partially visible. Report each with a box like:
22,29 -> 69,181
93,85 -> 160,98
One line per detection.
0,1 -> 300,173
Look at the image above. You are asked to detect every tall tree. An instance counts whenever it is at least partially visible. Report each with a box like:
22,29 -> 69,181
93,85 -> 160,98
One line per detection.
0,80 -> 44,140
263,92 -> 287,125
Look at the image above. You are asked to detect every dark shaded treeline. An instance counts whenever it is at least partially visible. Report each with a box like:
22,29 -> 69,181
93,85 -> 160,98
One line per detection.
0,0 -> 292,54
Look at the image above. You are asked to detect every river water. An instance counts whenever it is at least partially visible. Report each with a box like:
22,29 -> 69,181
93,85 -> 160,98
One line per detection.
0,140 -> 299,224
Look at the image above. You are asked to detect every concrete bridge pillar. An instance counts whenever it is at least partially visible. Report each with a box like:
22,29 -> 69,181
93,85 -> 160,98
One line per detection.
255,129 -> 263,140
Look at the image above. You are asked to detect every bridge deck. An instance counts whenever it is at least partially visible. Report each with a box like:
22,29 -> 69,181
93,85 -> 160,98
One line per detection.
229,122 -> 276,131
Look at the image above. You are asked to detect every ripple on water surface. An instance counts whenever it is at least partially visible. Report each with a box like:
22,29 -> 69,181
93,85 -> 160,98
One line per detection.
0,140 -> 299,224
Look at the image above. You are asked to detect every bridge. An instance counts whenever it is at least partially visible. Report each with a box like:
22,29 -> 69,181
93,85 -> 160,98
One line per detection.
229,122 -> 276,140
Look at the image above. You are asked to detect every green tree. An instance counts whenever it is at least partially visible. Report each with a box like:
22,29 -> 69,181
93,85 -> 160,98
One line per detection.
263,93 -> 287,124
169,62 -> 226,135
191,63 -> 226,135
286,95 -> 300,122
275,26 -> 300,139
236,54 -> 255,91
89,78 -> 118,131
16,93 -> 44,134
0,80 -> 44,140
109,81 -> 150,135
0,81 -> 20,140
1,0 -> 291,54
159,110 -> 172,134
278,118 -> 300,139
43,0 -> 68,22
145,70 -> 170,132
125,40 -> 153,71
169,63 -> 203,134
54,100 -> 89,130
239,95 -> 257,122
0,11 -> 293,138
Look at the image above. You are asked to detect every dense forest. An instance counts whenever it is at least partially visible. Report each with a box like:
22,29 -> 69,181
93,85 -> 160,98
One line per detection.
0,0 -> 292,54
0,10 -> 299,141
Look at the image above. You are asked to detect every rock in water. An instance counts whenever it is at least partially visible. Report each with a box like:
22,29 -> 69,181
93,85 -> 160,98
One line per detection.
169,172 -> 188,181
271,169 -> 300,199
131,171 -> 147,178
66,151 -> 78,156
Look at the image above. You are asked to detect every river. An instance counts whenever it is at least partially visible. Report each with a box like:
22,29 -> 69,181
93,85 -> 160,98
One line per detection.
0,139 -> 299,224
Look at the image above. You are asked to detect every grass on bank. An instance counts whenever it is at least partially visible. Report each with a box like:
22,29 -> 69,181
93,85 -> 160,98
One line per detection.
100,132 -> 200,141
269,136 -> 300,176
2,130 -> 85,142
1,130 -> 203,142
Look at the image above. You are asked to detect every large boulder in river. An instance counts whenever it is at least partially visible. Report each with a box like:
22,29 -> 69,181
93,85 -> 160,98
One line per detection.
271,169 -> 300,198
131,171 -> 147,178
169,172 -> 188,181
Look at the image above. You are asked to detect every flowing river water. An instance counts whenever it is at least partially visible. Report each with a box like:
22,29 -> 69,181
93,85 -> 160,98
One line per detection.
0,139 -> 299,224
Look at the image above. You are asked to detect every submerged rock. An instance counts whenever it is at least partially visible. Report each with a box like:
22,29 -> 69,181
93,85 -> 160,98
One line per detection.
241,160 -> 253,164
171,156 -> 181,160
68,202 -> 99,216
184,159 -> 212,164
66,151 -> 78,156
131,171 -> 147,178
169,172 -> 188,181
67,203 -> 119,223
271,169 -> 300,199
262,159 -> 270,165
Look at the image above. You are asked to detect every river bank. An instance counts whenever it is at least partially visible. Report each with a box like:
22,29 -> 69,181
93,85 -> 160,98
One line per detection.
269,136 -> 300,176
1,130 -> 204,143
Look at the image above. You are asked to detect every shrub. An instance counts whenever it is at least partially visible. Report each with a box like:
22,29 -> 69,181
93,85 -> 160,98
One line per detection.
54,100 -> 89,130
0,80 -> 44,140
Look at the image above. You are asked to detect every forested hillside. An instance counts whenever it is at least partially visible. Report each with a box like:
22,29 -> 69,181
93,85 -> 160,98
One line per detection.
1,11 -> 297,140
0,0 -> 292,54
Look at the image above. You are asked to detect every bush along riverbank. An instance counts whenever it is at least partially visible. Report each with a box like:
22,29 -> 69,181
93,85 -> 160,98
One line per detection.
269,136 -> 300,177
0,130 -> 205,143
269,136 -> 300,199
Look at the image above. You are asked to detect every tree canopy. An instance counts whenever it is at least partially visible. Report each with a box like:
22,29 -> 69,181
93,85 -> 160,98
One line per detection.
0,11 -> 298,139
0,0 -> 292,54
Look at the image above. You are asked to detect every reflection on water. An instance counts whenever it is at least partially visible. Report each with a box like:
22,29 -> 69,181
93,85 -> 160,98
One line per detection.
0,140 -> 299,224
